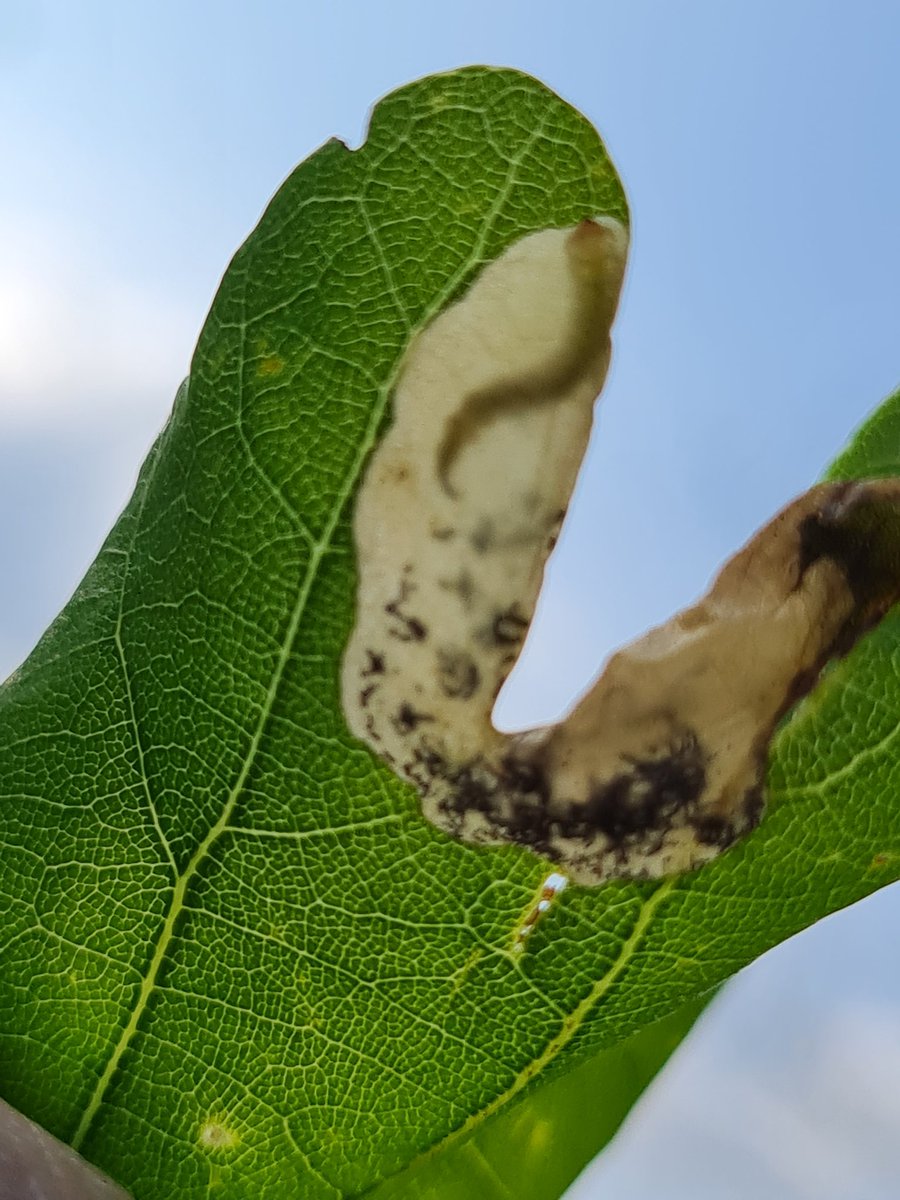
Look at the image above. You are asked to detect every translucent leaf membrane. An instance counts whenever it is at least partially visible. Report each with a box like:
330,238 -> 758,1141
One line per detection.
1,64 -> 898,1200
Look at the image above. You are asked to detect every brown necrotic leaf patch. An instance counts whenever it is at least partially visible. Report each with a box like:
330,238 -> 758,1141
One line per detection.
341,218 -> 900,885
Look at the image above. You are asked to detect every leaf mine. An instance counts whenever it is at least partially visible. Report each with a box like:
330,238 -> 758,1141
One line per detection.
342,219 -> 900,885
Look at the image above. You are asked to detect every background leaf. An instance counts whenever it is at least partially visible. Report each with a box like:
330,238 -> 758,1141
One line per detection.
365,993 -> 710,1200
1,64 -> 899,1200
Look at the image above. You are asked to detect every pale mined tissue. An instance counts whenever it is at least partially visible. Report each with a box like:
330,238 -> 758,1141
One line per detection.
342,217 -> 900,884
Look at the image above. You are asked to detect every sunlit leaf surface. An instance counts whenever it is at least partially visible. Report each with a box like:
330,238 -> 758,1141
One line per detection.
1,66 -> 898,1199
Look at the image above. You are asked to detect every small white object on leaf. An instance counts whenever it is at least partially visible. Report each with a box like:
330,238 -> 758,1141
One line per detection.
342,217 -> 900,885
514,872 -> 569,951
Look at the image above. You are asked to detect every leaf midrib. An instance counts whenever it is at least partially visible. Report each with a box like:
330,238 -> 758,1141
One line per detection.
68,113 -> 549,1157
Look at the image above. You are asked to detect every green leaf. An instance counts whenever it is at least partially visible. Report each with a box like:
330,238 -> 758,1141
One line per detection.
1,64 -> 899,1200
365,993 -> 710,1200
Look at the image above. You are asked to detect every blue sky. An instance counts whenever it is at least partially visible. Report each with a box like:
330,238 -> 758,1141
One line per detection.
2,2 -> 900,1196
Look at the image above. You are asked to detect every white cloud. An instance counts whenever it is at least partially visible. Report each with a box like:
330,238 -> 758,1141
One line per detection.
727,1000 -> 900,1198
0,209 -> 200,682
566,995 -> 900,1200
0,209 -> 195,431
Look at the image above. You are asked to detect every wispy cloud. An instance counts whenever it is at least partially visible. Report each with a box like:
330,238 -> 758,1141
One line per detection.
567,994 -> 900,1200
0,209 -> 194,431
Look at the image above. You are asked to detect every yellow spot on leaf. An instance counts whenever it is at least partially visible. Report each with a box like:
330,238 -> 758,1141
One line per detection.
257,354 -> 284,377
869,850 -> 900,871
528,1118 -> 552,1154
198,1117 -> 240,1153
